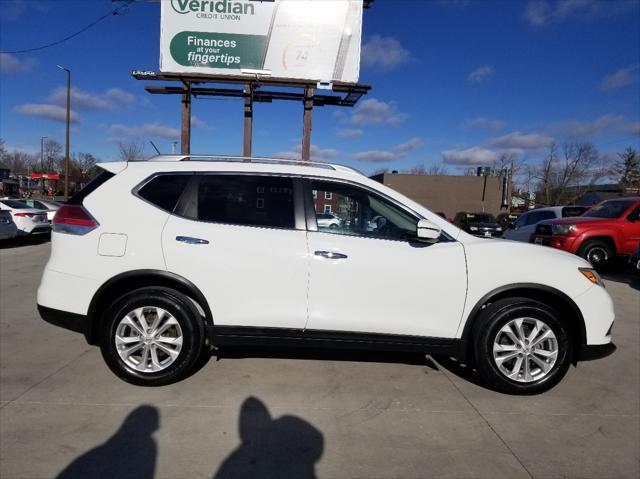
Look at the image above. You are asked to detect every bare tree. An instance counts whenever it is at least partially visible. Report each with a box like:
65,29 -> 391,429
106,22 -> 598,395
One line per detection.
43,139 -> 62,172
611,147 -> 640,191
118,141 -> 145,162
534,141 -> 606,205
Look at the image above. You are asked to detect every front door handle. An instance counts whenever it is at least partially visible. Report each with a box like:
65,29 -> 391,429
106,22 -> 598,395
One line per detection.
315,250 -> 348,259
176,236 -> 209,245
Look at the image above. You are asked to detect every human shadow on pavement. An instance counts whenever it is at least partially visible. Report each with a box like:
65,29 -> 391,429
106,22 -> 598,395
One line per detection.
214,396 -> 324,479
55,405 -> 159,479
602,271 -> 640,291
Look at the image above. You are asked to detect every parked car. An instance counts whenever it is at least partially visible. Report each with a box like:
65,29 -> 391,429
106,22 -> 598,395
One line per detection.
38,155 -> 615,394
530,198 -> 640,270
453,212 -> 502,238
23,199 -> 62,222
496,212 -> 520,230
0,199 -> 51,236
0,209 -> 18,240
502,206 -> 589,242
316,212 -> 342,229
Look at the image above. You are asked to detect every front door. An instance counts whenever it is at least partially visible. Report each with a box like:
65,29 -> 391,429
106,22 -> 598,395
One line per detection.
162,174 -> 308,329
305,180 -> 467,339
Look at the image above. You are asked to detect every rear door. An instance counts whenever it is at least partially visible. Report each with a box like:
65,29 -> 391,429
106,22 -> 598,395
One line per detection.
304,179 -> 467,339
161,173 -> 309,329
621,205 -> 640,255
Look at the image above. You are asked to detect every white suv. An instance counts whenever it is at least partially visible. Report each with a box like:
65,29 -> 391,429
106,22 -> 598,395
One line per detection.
37,156 -> 615,394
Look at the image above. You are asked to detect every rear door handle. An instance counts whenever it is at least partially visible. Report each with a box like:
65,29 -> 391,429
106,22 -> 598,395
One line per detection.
176,236 -> 209,245
315,250 -> 348,259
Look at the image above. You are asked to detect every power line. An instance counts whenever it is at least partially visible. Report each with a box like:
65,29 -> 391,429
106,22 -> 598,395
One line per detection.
0,1 -> 134,54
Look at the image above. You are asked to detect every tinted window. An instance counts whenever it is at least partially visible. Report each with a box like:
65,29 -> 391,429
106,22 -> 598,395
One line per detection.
562,206 -> 588,217
466,213 -> 497,223
68,170 -> 114,205
311,180 -> 417,241
583,200 -> 636,219
138,174 -> 191,213
526,210 -> 555,225
627,206 -> 640,222
0,200 -> 29,209
195,175 -> 294,228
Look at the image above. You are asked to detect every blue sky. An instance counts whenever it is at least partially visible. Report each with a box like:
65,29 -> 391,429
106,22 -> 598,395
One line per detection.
1,0 -> 639,175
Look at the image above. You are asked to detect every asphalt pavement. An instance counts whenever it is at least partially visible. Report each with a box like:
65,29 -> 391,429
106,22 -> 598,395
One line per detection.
1,240 -> 638,479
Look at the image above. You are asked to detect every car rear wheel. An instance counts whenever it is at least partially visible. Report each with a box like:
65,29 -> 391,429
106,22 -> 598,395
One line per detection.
578,240 -> 613,271
473,297 -> 573,395
100,287 -> 205,386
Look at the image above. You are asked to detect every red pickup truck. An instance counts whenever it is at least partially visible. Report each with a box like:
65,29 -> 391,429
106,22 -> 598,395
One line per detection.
530,197 -> 640,269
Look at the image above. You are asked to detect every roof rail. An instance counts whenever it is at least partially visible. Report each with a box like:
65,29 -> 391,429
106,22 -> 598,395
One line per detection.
145,154 -> 364,175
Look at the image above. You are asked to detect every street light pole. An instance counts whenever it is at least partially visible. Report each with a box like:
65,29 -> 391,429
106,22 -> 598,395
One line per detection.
57,65 -> 71,200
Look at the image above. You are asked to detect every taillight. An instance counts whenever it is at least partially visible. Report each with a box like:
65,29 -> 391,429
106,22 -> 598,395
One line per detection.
53,205 -> 99,235
14,212 -> 35,217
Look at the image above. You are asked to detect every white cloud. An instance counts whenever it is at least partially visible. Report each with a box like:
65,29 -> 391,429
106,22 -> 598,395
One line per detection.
336,128 -> 364,138
351,137 -> 423,163
48,86 -> 136,111
550,114 -> 629,137
623,122 -> 640,135
274,144 -> 341,162
487,132 -> 555,150
524,0 -> 636,27
349,99 -> 407,126
463,117 -> 506,132
361,35 -> 413,71
14,103 -> 80,123
468,65 -> 495,84
442,147 -> 504,166
191,115 -> 212,129
108,123 -> 180,140
104,88 -> 136,107
0,53 -> 34,74
600,65 -> 639,91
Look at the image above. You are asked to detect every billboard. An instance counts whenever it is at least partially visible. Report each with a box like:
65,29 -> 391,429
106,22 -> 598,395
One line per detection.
160,0 -> 363,83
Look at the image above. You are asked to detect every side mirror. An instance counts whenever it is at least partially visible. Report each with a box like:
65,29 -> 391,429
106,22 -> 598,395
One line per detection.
416,219 -> 441,243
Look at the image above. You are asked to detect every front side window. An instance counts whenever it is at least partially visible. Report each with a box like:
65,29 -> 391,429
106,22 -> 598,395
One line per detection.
562,206 -> 588,217
311,180 -> 417,241
194,175 -> 294,229
138,174 -> 191,213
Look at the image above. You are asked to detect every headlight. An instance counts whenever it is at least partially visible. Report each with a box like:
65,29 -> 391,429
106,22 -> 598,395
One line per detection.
469,226 -> 478,231
579,267 -> 604,287
496,227 -> 503,231
552,224 -> 576,235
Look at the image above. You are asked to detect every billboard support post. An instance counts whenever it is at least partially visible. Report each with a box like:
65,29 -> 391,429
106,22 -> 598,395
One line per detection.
302,87 -> 314,162
243,84 -> 253,159
181,82 -> 191,155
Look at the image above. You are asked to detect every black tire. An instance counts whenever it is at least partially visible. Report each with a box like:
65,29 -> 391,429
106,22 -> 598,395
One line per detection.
473,297 -> 573,395
578,239 -> 613,271
100,287 -> 205,386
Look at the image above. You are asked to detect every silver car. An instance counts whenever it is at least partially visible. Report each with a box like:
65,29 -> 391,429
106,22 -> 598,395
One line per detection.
0,209 -> 18,240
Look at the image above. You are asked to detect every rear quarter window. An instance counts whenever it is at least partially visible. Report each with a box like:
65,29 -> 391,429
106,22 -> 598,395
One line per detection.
137,174 -> 192,213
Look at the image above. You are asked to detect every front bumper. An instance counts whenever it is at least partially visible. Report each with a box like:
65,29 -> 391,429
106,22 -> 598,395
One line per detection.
580,342 -> 616,361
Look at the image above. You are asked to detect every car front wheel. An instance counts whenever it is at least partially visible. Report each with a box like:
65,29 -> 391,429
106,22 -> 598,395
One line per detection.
473,297 -> 573,395
100,287 -> 205,386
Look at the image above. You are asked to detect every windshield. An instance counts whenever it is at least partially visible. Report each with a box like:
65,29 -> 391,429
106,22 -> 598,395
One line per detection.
583,200 -> 634,219
467,213 -> 497,223
0,200 -> 29,209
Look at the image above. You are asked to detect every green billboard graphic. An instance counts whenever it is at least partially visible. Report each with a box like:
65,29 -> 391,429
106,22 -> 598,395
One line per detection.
170,31 -> 267,69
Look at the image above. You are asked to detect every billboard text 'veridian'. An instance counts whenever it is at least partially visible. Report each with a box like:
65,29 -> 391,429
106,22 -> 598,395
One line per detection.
171,0 -> 255,17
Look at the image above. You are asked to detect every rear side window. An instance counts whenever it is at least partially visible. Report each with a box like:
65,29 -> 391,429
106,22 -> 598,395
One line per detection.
137,174 -> 191,213
191,175 -> 294,229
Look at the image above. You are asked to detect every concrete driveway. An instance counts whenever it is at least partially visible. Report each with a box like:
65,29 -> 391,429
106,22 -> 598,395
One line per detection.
1,241 -> 638,478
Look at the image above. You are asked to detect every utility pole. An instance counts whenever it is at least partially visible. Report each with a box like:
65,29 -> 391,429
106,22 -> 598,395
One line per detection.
40,136 -> 47,195
57,65 -> 71,200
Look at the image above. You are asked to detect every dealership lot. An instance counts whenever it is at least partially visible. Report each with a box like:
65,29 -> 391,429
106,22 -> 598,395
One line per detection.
0,241 -> 638,479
